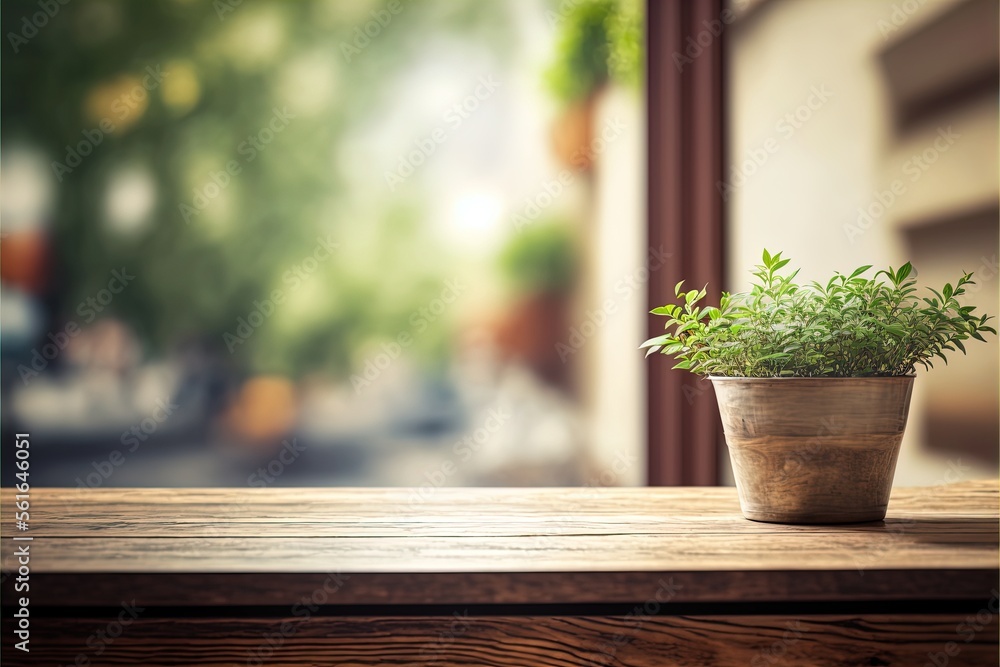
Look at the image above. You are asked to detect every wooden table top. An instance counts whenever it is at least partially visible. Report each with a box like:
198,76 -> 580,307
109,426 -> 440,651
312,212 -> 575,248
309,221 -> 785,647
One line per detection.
3,480 -> 997,607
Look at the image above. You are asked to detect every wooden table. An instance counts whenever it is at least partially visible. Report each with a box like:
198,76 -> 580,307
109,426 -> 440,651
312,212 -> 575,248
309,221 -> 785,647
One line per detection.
2,481 -> 998,665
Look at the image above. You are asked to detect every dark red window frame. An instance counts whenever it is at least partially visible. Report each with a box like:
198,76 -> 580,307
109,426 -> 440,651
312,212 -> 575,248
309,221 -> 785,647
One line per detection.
646,0 -> 726,485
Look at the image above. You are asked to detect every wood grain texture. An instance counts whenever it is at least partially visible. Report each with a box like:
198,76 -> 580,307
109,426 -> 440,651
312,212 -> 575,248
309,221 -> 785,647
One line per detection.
712,377 -> 915,523
1,482 -> 996,664
13,570 -> 998,608
5,532 -> 997,573
4,481 -> 996,537
3,613 -> 998,667
1,481 -> 996,607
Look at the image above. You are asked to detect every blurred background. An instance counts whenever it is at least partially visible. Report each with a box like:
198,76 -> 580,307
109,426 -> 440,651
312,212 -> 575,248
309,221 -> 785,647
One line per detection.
1,0 -> 996,490
1,0 -> 648,488
728,0 -> 998,485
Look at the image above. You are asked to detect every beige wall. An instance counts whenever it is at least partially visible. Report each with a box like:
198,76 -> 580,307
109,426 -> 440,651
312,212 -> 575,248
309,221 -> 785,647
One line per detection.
728,0 -> 999,486
588,85 -> 647,486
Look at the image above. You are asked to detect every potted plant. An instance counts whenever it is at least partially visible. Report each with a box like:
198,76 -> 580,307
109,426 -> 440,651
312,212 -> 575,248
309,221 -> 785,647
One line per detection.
545,0 -> 641,170
642,250 -> 996,524
495,221 -> 578,389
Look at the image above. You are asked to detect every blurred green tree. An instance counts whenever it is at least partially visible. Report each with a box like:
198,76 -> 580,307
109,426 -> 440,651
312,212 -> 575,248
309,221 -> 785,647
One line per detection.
2,0 -> 512,377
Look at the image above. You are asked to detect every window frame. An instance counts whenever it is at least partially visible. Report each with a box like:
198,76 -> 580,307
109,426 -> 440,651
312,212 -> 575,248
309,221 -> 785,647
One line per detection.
646,0 -> 727,485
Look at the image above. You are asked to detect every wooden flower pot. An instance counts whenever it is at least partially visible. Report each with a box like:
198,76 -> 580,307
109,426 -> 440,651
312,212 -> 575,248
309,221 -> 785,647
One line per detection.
710,376 -> 915,524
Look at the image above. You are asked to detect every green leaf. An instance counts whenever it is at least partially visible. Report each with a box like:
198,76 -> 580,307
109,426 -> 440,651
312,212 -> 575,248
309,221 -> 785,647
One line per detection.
896,262 -> 912,282
640,334 -> 673,348
676,320 -> 699,334
849,265 -> 873,280
874,321 -> 906,338
650,306 -> 673,316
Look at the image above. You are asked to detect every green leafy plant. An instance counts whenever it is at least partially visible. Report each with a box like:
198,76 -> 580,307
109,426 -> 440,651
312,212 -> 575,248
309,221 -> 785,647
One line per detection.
641,250 -> 997,377
545,0 -> 642,104
499,221 -> 577,295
